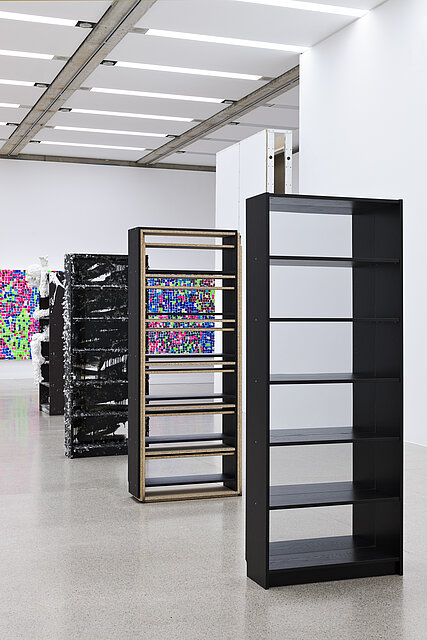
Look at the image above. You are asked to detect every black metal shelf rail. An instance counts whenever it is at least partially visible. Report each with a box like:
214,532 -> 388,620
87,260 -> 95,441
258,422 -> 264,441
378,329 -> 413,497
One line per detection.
246,193 -> 403,589
64,254 -> 129,458
128,227 -> 242,503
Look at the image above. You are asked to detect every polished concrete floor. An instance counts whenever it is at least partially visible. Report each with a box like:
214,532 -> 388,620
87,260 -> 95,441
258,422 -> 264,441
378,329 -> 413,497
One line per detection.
0,378 -> 426,640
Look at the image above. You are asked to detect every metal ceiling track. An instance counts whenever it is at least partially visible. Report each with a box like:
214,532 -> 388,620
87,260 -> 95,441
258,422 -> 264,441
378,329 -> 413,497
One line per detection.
137,64 -> 299,165
0,153 -> 215,172
0,0 -> 157,157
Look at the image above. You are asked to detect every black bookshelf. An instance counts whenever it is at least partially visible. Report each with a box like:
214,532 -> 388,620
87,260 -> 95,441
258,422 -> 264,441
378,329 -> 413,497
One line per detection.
39,274 -> 65,415
246,193 -> 403,589
64,254 -> 128,458
128,227 -> 242,503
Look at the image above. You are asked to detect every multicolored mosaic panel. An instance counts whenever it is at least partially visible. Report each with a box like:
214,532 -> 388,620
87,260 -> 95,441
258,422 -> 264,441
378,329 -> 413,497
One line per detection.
147,278 -> 215,354
0,270 -> 39,359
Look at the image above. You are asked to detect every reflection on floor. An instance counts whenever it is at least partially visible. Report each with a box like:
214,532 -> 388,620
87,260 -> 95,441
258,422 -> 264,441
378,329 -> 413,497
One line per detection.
0,379 -> 426,640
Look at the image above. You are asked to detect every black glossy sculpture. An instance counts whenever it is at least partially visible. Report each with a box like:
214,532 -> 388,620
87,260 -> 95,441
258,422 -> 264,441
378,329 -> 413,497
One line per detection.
64,254 -> 128,458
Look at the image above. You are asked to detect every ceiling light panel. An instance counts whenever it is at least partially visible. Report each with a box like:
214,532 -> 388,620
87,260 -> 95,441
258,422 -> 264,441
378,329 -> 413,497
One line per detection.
37,140 -> 147,151
49,111 -> 194,138
231,0 -> 368,17
0,78 -> 35,87
22,142 -> 151,162
0,10 -> 77,26
0,18 -> 96,58
65,90 -> 226,121
134,0 -> 365,50
86,64 -> 264,103
59,108 -> 193,123
35,127 -> 172,152
0,101 -> 20,108
0,48 -> 54,60
115,60 -> 262,81
54,125 -> 168,138
0,103 -> 28,124
90,86 -> 225,103
0,57 -> 65,86
111,33 -> 299,80
145,29 -> 308,53
0,2 -> 111,23
0,83 -> 48,108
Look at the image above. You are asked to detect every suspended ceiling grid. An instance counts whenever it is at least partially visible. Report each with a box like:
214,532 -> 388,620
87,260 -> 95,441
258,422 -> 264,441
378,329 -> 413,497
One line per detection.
0,0 -> 381,169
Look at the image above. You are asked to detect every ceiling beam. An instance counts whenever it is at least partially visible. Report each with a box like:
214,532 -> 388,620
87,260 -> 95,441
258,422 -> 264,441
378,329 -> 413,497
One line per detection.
0,0 -> 157,156
137,64 -> 299,165
0,153 -> 215,172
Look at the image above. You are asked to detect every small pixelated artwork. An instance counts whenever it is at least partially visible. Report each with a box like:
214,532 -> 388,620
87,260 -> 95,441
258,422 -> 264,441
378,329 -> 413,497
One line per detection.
0,270 -> 39,359
147,278 -> 215,354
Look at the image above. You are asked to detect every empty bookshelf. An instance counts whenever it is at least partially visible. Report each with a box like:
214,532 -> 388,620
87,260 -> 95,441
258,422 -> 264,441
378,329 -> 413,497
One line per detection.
128,227 -> 242,503
246,193 -> 403,588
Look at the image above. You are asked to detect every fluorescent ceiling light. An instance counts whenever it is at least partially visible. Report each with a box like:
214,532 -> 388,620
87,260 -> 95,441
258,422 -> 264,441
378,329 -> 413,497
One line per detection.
37,140 -> 146,151
146,29 -> 308,53
232,0 -> 368,17
0,11 -> 77,26
0,49 -> 54,60
116,61 -> 262,81
0,102 -> 20,108
90,87 -> 224,104
0,78 -> 34,87
71,107 -> 193,122
54,125 -> 167,138
0,121 -> 6,126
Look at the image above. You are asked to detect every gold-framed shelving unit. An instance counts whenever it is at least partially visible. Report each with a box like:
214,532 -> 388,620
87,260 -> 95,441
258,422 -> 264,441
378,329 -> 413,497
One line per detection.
128,227 -> 242,503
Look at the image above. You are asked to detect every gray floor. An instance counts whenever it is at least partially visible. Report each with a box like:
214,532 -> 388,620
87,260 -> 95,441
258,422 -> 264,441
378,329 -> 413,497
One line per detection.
0,379 -> 426,640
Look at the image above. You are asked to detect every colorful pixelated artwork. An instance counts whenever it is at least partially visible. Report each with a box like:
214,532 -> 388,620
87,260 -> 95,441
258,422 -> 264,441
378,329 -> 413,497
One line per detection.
0,270 -> 39,359
147,278 -> 215,354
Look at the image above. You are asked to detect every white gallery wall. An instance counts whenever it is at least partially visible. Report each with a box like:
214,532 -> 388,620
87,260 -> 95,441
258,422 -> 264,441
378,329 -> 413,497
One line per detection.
0,159 -> 215,270
299,0 -> 426,445
0,158 -> 215,380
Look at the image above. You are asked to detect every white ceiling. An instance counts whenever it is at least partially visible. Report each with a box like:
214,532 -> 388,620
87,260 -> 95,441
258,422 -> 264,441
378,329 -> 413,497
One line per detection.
0,0 -> 380,166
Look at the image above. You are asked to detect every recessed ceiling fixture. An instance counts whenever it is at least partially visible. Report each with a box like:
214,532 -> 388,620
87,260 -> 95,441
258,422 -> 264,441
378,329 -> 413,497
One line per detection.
0,79 -> 34,87
90,87 -> 224,104
145,28 -> 308,53
115,61 -> 262,81
70,107 -> 194,122
54,125 -> 167,138
0,49 -> 54,60
36,140 -> 147,151
76,20 -> 96,29
0,10 -> 77,27
232,0 -> 368,17
0,121 -> 6,126
0,102 -> 20,108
